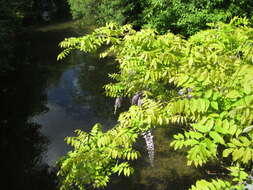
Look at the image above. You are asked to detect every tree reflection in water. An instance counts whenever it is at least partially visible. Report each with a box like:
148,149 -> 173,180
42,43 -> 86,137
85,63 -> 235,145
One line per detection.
72,52 -> 117,126
104,127 -> 205,190
0,64 -> 57,190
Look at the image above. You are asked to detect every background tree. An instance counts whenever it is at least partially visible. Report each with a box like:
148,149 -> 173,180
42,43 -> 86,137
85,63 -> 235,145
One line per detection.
142,0 -> 253,36
66,0 -> 144,27
66,0 -> 253,36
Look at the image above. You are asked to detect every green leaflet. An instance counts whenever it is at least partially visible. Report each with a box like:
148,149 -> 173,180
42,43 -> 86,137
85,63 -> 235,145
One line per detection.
204,89 -> 213,99
209,131 -> 225,145
213,125 -> 229,134
226,90 -> 242,99
223,148 -> 233,157
192,123 -> 211,133
190,179 -> 231,190
192,119 -> 214,133
211,101 -> 219,111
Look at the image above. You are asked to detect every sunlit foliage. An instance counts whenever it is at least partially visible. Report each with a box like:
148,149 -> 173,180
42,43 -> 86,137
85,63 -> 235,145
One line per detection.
142,0 -> 253,36
58,18 -> 253,189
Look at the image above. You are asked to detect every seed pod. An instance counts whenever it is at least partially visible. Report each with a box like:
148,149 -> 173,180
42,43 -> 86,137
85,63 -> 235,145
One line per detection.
131,92 -> 142,105
137,97 -> 142,107
178,89 -> 184,95
187,88 -> 193,92
114,97 -> 123,114
142,130 -> 155,166
187,94 -> 192,99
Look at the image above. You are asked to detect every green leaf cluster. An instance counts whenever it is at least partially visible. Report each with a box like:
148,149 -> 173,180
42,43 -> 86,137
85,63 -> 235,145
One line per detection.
58,17 -> 253,189
57,123 -> 140,190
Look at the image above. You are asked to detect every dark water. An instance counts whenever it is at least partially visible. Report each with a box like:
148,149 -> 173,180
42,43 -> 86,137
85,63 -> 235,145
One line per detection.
1,21 -> 211,190
33,61 -> 116,166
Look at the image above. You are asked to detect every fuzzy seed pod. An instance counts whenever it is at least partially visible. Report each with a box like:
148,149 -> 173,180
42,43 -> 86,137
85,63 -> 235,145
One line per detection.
131,92 -> 142,105
114,97 -> 123,114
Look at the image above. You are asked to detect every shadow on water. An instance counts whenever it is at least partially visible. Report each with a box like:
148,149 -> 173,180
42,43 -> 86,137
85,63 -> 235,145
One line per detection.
1,20 -> 219,190
0,20 -> 81,190
0,54 -> 57,190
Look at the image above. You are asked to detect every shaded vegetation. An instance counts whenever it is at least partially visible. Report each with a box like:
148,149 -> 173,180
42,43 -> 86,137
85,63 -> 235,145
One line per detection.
67,0 -> 253,36
0,0 -> 70,75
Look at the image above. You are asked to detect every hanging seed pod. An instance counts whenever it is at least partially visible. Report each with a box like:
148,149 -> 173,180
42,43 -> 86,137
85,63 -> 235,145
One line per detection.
142,130 -> 155,166
131,92 -> 142,105
137,96 -> 142,107
114,97 -> 123,114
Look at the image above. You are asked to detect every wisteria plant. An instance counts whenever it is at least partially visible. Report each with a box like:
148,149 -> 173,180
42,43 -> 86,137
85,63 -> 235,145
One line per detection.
57,17 -> 253,190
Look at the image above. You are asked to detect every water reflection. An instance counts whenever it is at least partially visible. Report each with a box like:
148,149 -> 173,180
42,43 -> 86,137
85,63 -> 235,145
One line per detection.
33,103 -> 87,165
34,53 -> 116,165
0,64 -> 57,190
0,21 -> 78,190
75,54 -> 117,121
136,127 -> 203,190
106,127 -> 205,190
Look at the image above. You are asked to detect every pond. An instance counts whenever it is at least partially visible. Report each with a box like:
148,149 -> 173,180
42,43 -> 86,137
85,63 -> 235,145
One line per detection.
1,21 -> 211,190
